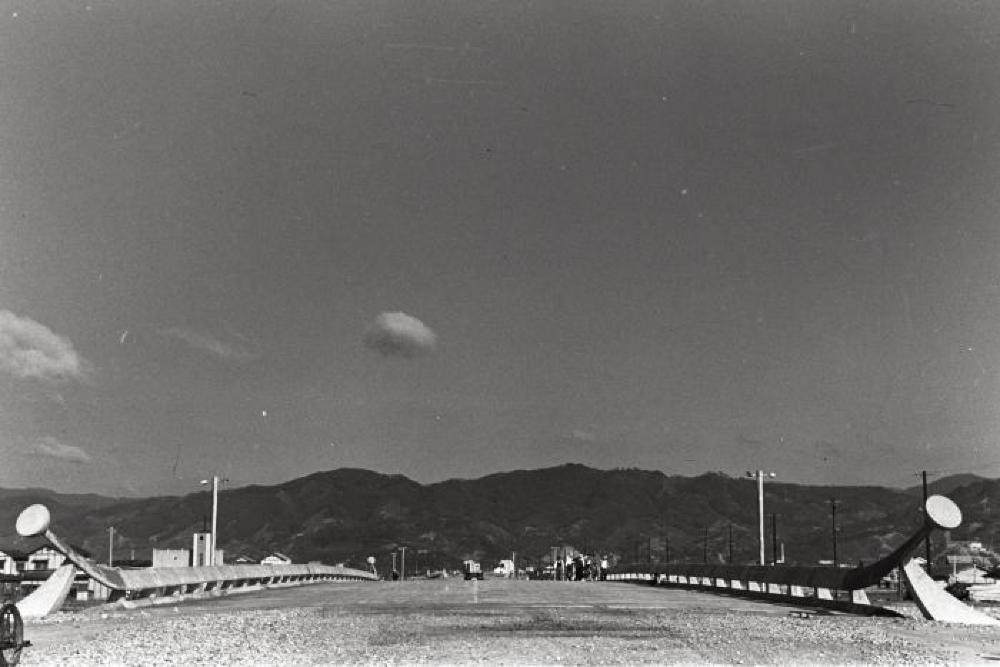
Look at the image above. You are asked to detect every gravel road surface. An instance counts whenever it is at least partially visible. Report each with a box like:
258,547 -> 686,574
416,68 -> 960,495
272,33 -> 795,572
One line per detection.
19,578 -> 1000,664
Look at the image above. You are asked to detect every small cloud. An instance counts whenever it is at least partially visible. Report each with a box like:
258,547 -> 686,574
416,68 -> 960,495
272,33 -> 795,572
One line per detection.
31,436 -> 92,464
0,310 -> 91,382
160,327 -> 256,361
736,433 -> 764,447
569,429 -> 596,442
363,312 -> 437,359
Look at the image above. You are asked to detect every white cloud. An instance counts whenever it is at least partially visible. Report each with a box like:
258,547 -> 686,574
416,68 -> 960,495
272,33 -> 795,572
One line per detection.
161,327 -> 256,361
569,429 -> 596,442
31,436 -> 92,464
363,312 -> 437,358
0,310 -> 91,382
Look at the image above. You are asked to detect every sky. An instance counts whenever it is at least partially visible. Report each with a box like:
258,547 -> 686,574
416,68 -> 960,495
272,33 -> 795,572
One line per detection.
1,0 -> 1000,496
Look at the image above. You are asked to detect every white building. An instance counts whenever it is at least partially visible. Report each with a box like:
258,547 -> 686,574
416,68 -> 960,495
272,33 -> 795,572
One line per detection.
261,552 -> 292,565
0,549 -> 25,575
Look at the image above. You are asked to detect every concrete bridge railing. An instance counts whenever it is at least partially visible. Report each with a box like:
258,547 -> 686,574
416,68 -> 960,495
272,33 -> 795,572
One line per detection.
608,495 -> 999,626
15,504 -> 376,617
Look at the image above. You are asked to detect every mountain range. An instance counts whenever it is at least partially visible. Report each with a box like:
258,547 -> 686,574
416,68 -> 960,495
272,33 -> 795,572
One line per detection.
2,465 -> 998,572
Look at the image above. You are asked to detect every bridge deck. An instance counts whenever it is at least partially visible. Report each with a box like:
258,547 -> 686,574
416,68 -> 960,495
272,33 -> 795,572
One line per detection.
22,578 -> 1000,664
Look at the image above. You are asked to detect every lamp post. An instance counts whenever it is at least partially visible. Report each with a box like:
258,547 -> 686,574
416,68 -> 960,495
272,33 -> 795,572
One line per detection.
200,476 -> 227,566
746,470 -> 775,565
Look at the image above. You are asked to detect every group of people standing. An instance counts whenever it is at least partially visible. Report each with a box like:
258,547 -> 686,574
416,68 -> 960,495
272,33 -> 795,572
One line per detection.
554,554 -> 609,581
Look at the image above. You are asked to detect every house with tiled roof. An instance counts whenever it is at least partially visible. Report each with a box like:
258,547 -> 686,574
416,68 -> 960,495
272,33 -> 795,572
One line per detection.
0,548 -> 27,576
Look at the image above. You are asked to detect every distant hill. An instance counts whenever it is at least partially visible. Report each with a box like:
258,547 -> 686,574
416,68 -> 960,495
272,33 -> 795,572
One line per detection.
904,473 -> 991,497
1,464 -> 996,572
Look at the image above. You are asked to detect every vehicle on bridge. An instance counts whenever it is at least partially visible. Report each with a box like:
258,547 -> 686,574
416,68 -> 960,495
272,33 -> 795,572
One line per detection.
463,560 -> 484,581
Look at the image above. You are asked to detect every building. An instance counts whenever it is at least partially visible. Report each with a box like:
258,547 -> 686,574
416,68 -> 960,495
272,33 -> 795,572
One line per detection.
17,544 -> 112,602
260,552 -> 292,565
0,549 -> 26,575
26,545 -> 65,571
192,532 -> 223,566
152,548 -> 190,568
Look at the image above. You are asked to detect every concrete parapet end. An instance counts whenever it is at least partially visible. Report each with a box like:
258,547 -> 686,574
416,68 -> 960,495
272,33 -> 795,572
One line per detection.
902,559 -> 1000,625
16,564 -> 76,619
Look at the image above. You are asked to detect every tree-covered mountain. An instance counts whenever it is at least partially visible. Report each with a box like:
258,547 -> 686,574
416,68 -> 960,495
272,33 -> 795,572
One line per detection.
1,464 -> 995,572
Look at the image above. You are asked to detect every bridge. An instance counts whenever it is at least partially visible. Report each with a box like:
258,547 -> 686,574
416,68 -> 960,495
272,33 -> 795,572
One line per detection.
10,495 -> 1000,627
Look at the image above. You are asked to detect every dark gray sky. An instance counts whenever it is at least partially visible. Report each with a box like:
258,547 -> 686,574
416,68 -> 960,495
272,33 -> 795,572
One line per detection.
2,0 -> 1000,496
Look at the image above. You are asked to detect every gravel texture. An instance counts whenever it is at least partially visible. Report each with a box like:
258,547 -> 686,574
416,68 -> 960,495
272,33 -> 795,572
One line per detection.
18,579 -> 1000,665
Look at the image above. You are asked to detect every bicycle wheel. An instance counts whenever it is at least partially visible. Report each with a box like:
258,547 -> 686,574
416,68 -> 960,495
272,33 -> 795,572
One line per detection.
0,602 -> 23,667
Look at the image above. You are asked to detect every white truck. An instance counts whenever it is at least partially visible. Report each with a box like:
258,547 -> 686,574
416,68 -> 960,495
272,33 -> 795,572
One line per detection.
462,560 -> 484,580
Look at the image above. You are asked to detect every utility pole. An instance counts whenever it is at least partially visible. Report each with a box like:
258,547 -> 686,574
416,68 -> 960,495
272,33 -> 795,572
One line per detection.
922,470 -> 931,568
746,470 -> 776,565
391,551 -> 397,579
770,513 -> 778,565
728,523 -> 734,564
829,499 -> 839,567
107,526 -> 114,566
703,526 -> 709,564
400,546 -> 407,581
661,511 -> 667,564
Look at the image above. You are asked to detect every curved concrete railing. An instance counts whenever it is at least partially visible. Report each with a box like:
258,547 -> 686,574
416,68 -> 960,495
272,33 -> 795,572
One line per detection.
16,564 -> 76,619
607,562 -> 901,616
609,495 -> 998,624
15,504 -> 376,615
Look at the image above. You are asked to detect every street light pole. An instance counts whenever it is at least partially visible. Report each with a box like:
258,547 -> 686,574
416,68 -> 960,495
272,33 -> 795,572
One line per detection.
200,475 -> 227,566
211,476 -> 218,566
746,470 -> 775,565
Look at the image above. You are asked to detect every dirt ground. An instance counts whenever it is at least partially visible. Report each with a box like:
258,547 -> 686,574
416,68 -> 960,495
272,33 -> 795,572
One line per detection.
18,578 -> 1000,664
